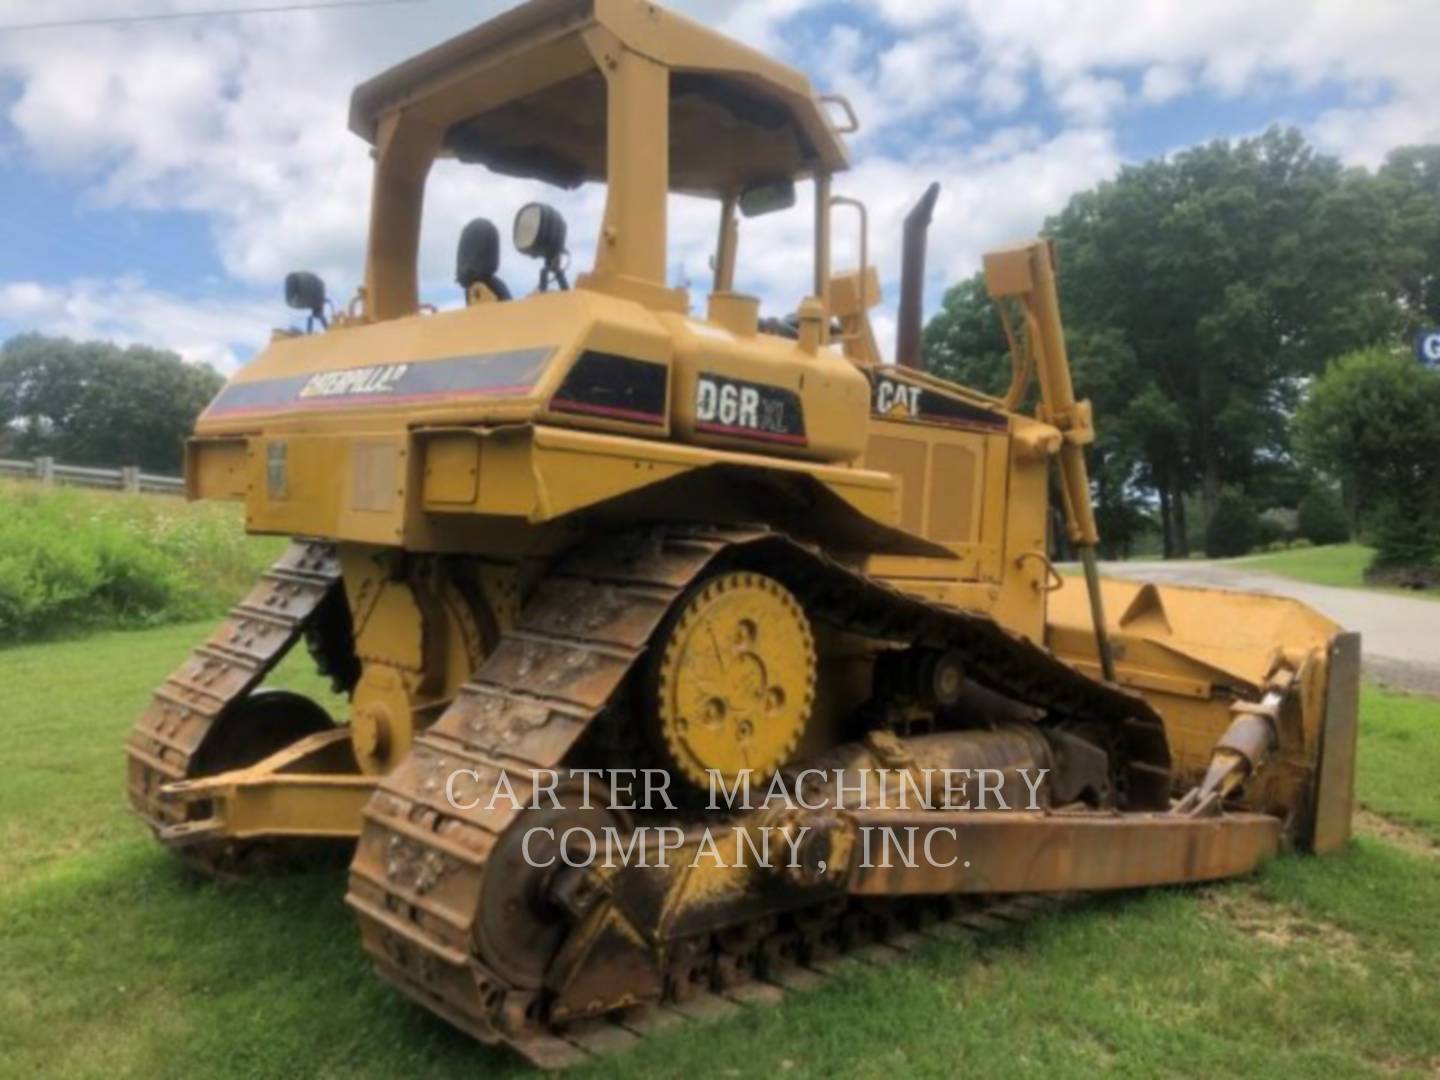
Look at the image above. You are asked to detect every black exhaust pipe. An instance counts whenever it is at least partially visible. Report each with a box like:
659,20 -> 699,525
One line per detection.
896,181 -> 941,370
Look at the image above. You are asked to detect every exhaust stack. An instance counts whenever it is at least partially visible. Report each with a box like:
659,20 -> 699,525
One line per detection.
896,181 -> 941,370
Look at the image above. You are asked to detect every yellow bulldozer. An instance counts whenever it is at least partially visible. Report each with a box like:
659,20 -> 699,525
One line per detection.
125,0 -> 1360,1067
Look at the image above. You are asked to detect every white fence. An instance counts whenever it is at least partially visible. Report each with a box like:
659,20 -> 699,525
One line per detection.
0,456 -> 184,496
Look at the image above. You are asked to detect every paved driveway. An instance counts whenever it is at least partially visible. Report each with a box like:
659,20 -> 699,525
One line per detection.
1099,560 -> 1440,695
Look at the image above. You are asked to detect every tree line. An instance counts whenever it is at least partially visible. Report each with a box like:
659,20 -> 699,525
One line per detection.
0,335 -> 223,474
2,127 -> 1437,575
924,127 -> 1440,572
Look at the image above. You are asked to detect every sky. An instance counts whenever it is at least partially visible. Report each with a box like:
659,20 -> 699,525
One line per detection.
0,0 -> 1436,372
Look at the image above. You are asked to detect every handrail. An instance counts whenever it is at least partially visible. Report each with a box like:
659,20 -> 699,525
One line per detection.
1016,551 -> 1065,594
819,93 -> 860,134
0,456 -> 184,495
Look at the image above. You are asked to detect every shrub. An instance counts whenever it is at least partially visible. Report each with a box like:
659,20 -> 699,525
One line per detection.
92,525 -> 185,618
1204,487 -> 1261,558
1256,509 -> 1294,548
1369,496 -> 1440,571
1297,486 -> 1350,546
0,481 -> 281,643
0,526 -> 103,634
1299,349 -> 1439,580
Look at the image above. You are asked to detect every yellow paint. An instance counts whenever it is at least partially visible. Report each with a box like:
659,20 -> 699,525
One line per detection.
185,437 -> 247,500
170,0 -> 1352,855
1048,574 -> 1342,788
656,572 -> 816,789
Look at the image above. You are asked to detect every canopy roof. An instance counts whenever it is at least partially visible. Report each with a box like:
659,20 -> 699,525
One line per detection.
349,0 -> 851,197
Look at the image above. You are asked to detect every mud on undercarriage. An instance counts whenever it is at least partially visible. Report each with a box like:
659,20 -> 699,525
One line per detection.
124,526 -> 1321,1067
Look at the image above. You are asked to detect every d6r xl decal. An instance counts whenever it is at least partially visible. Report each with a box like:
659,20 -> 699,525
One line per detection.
695,373 -> 807,446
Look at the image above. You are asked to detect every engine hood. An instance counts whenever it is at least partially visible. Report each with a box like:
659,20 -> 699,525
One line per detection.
195,288 -> 672,437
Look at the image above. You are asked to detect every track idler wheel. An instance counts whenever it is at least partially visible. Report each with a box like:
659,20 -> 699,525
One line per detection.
474,788 -> 629,992
190,689 -> 334,775
181,689 -> 341,877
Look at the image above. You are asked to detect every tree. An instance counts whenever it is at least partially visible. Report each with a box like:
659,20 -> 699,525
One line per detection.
1375,145 -> 1440,337
923,272 -> 1013,397
0,335 -> 223,473
1204,486 -> 1261,557
1295,348 -> 1440,570
1046,127 -> 1396,530
1297,485 -> 1350,546
924,126 -> 1420,558
924,279 -> 1157,557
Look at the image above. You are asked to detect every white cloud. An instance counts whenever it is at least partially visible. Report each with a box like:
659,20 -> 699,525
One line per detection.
0,0 -> 517,294
875,36 -> 973,119
1053,75 -> 1126,125
0,277 -> 272,371
663,125 -> 1120,356
864,0 -> 1440,162
0,282 -> 52,318
975,61 -> 1028,115
701,0 -> 826,53
871,0 -> 959,30
0,0 -> 1436,367
1311,100 -> 1438,172
1140,64 -> 1190,105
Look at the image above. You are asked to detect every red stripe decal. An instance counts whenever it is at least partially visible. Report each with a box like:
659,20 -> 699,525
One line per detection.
550,398 -> 666,425
695,421 -> 808,446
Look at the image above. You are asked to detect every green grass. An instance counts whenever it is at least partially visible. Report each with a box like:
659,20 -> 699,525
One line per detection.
2,625 -> 1439,1079
1353,687 -> 1440,846
1234,543 -> 1440,601
1233,543 -> 1378,588
0,621 -> 342,883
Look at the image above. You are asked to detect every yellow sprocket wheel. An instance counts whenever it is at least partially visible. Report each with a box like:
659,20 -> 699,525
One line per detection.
654,570 -> 816,790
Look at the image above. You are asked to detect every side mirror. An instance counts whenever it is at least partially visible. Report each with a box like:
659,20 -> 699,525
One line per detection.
284,271 -> 328,330
739,179 -> 796,218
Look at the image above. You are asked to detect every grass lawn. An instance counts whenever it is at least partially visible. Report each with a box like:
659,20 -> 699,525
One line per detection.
1232,543 -> 1439,604
2,621 -> 1439,1079
1234,543 -> 1378,588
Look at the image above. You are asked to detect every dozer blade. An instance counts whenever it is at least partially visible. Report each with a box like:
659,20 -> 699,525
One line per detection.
1047,574 -> 1361,851
1311,629 -> 1362,852
846,809 -> 1281,896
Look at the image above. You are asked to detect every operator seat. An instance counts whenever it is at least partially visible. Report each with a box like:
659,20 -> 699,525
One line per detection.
456,218 -> 511,301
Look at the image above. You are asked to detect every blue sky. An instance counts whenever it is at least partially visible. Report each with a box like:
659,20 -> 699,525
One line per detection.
0,0 -> 1434,370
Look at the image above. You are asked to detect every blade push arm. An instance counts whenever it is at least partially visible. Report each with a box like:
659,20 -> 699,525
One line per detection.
984,240 -> 1116,681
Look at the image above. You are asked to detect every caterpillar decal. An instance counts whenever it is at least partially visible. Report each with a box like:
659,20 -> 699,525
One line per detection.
204,347 -> 553,416
871,372 -> 1008,432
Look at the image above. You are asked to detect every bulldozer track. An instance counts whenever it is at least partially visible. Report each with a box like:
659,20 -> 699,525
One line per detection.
345,524 -> 1167,1066
496,891 -> 1077,1070
124,540 -> 343,865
